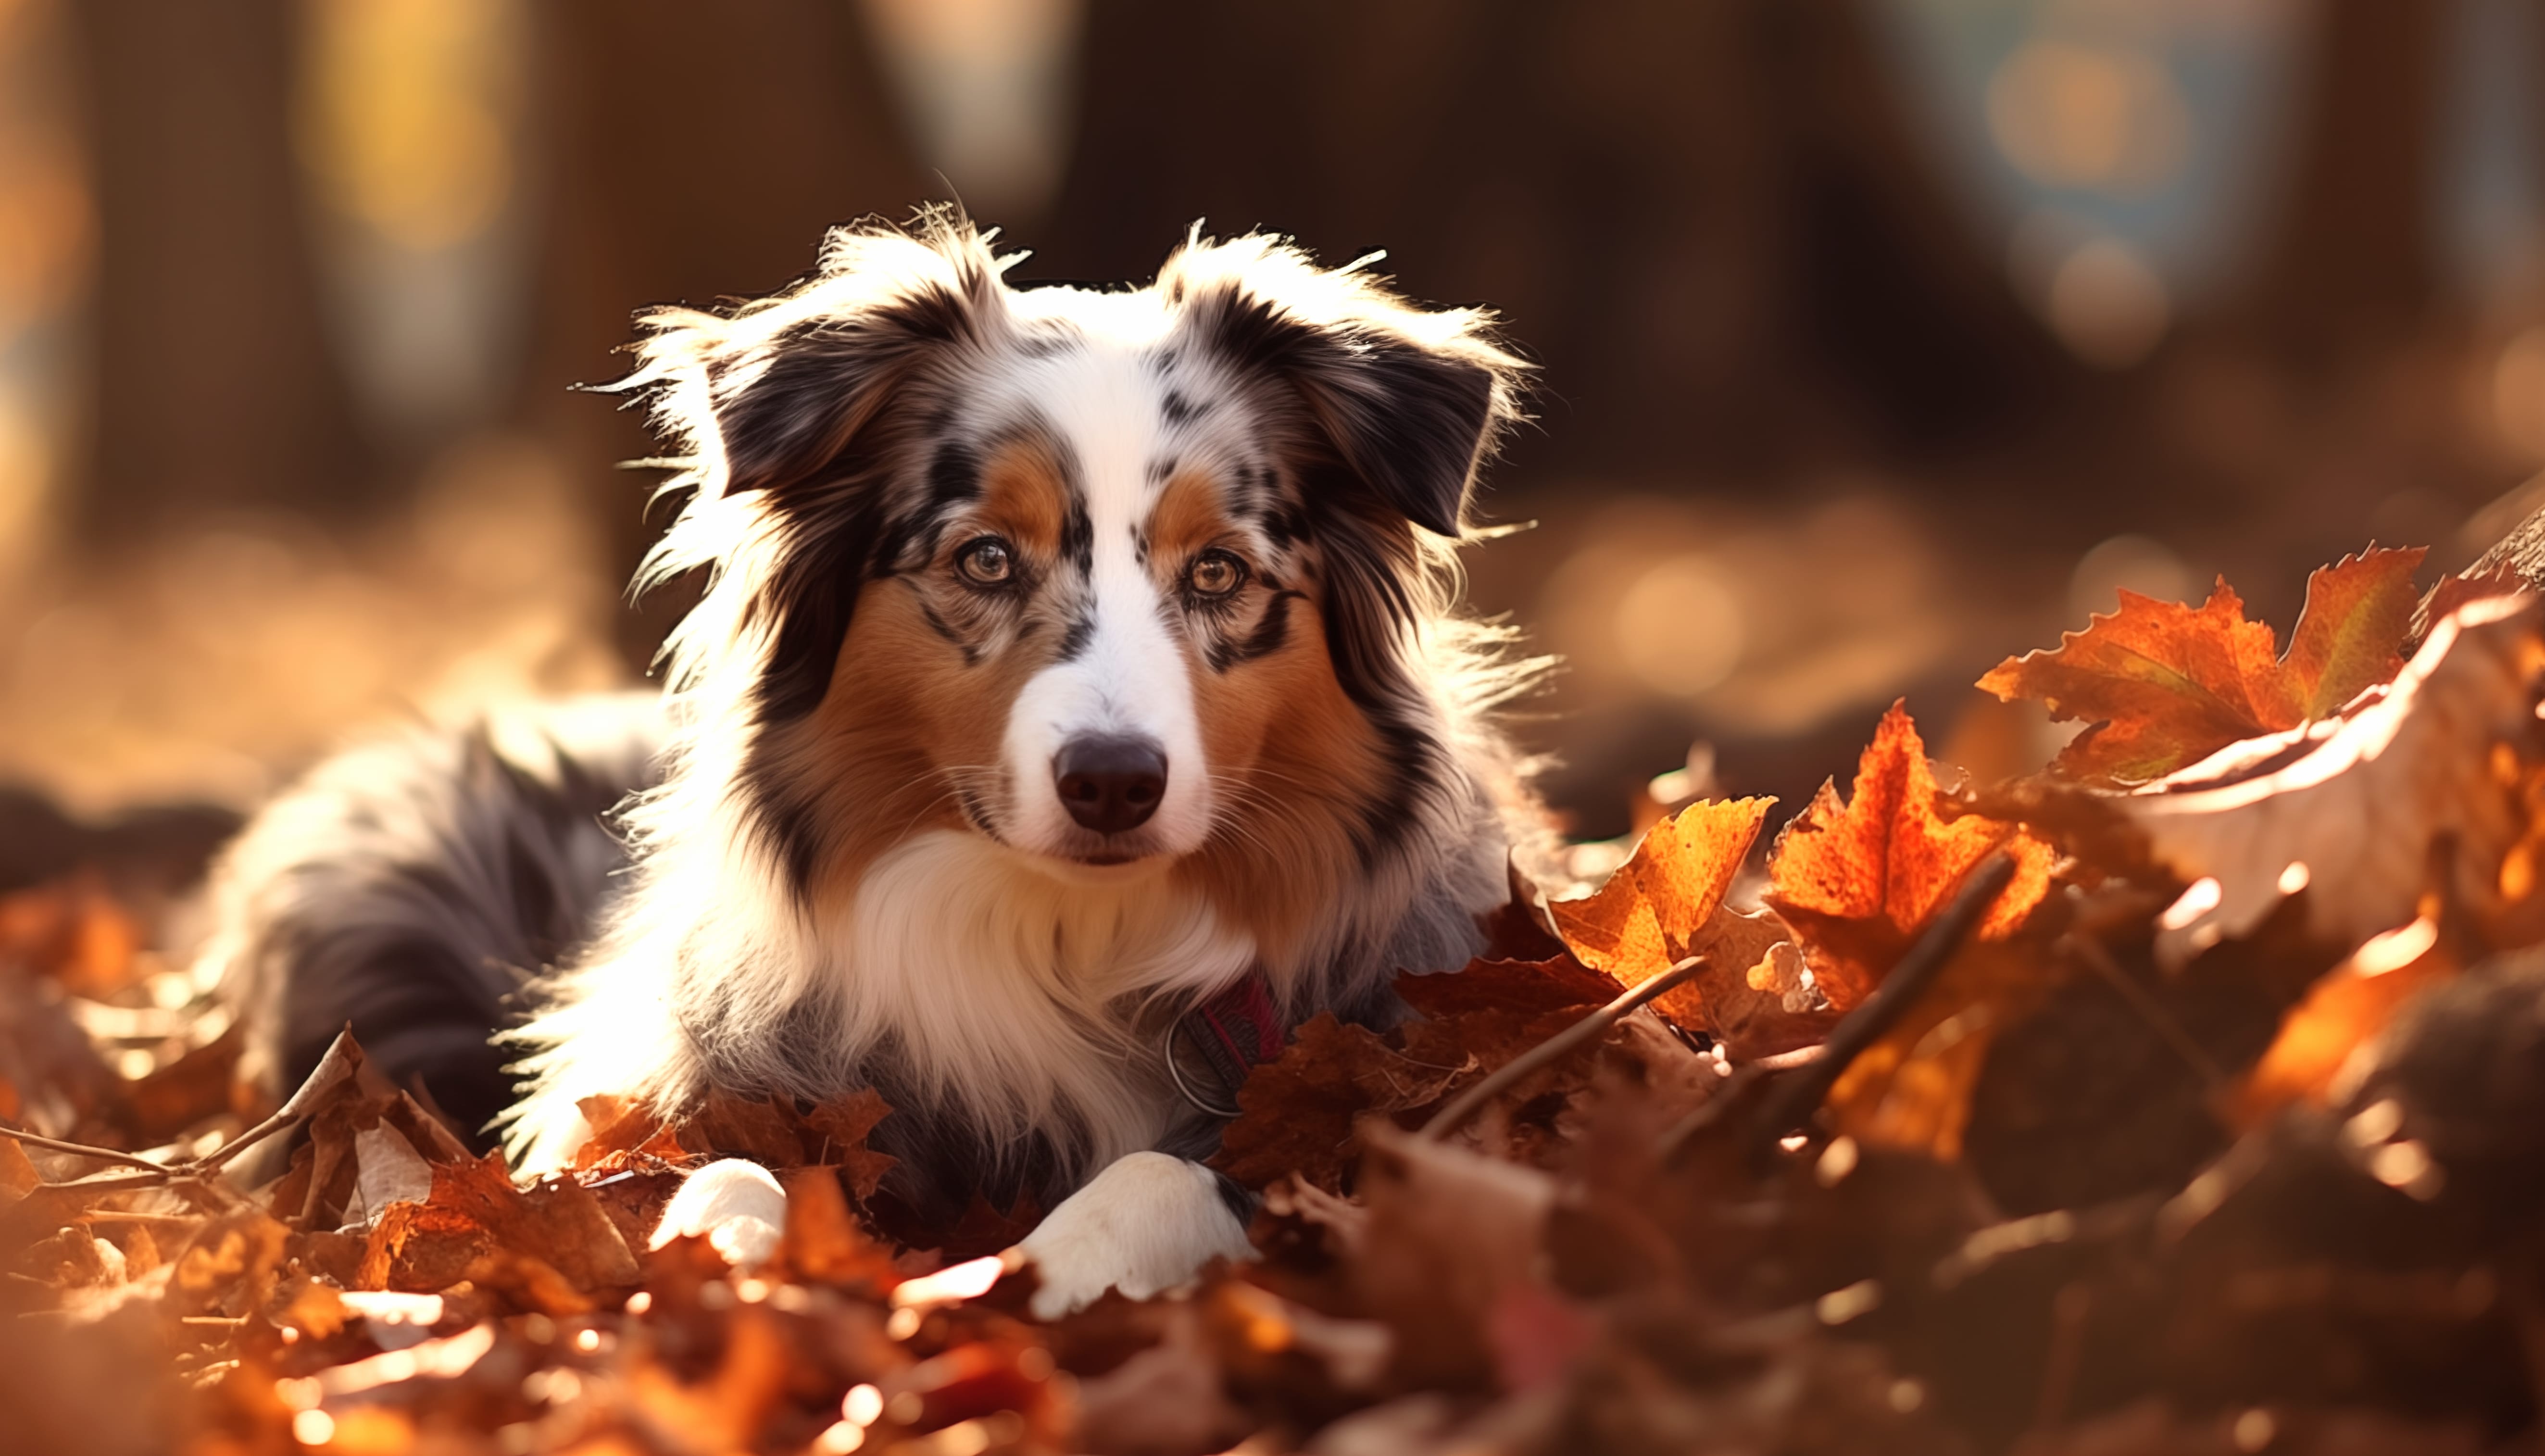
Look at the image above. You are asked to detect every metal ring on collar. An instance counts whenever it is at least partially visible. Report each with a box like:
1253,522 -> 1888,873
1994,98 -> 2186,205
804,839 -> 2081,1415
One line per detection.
1163,1017 -> 1245,1119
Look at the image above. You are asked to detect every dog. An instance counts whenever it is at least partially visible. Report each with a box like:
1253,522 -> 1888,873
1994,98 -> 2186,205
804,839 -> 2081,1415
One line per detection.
204,213 -> 1542,1315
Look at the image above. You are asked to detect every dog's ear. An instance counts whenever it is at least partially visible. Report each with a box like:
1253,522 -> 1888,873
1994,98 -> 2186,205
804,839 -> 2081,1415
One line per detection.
627,219 -> 1004,506
622,219 -> 1005,727
1175,242 -> 1523,537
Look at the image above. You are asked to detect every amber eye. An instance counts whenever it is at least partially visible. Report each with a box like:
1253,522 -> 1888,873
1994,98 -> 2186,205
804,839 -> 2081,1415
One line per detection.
1187,549 -> 1248,598
956,536 -> 1015,586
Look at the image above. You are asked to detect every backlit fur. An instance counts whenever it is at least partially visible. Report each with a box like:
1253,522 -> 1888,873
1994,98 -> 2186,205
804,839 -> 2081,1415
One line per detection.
480,215 -> 1541,1215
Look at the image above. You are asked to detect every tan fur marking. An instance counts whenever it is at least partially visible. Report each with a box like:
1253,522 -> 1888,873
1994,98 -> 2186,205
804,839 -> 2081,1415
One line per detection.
975,437 -> 1071,560
1149,473 -> 1391,969
1178,588 -> 1391,969
1146,469 -> 1226,565
755,438 -> 1084,908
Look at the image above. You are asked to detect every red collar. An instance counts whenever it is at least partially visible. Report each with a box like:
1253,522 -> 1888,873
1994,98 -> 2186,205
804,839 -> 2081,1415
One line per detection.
1166,973 -> 1283,1117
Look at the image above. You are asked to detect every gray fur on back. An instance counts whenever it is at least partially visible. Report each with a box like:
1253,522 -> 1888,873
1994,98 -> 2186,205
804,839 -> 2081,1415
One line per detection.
199,692 -> 663,1147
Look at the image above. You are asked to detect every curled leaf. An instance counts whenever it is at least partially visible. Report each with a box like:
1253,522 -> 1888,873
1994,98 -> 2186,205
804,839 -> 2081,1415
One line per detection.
1982,546 -> 2425,783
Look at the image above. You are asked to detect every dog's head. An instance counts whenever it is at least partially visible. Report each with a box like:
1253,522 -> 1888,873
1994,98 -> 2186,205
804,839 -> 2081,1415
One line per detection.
629,216 -> 1525,926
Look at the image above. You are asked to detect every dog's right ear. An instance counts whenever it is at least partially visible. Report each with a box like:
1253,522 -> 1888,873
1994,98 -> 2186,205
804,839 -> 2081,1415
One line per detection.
626,218 -> 1006,506
621,218 -> 1007,728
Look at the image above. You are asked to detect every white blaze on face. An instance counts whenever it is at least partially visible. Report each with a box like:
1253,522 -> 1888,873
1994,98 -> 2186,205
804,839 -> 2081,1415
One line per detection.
995,340 -> 1215,866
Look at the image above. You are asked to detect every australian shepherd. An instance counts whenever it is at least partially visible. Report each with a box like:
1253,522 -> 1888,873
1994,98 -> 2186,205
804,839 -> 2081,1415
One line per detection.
203,213 -> 1541,1315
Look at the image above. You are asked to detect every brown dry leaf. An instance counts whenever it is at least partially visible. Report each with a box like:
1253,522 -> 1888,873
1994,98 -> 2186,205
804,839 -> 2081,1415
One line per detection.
170,1208 -> 291,1317
2414,563 -> 2525,644
123,1022 -> 241,1143
1766,701 -> 2057,1009
660,1087 -> 898,1199
361,1151 -> 638,1305
1212,1014 -> 1465,1191
776,1164 -> 900,1289
678,1091 -> 809,1166
1394,956 -> 1624,1020
2116,595 -> 2545,963
1822,938 -> 2062,1160
1350,1125 -> 1561,1391
569,1093 -> 691,1172
804,1087 -> 899,1200
1981,546 -> 2425,784
1677,905 -> 1835,1062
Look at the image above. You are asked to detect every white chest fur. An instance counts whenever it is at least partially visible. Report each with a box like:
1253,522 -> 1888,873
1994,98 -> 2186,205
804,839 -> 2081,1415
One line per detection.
812,828 -> 1259,1167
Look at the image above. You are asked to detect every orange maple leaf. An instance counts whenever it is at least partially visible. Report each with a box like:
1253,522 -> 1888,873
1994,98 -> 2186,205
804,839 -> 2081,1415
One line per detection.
1550,797 -> 1773,978
1980,545 -> 2425,784
1545,797 -> 1834,1058
1766,702 -> 2056,1011
1760,704 -> 2062,1159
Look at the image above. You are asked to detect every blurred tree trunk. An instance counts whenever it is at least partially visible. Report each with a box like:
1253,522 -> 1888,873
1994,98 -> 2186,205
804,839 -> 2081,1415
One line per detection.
2243,0 -> 2449,362
68,0 -> 367,538
522,0 -> 928,668
1035,0 -> 2072,491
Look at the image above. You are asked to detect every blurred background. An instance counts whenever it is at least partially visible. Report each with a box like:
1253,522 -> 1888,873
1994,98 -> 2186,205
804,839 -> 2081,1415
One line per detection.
0,0 -> 2539,853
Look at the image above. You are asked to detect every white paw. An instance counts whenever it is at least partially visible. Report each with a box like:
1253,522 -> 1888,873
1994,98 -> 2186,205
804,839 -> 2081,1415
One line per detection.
1017,1152 -> 1253,1319
651,1158 -> 788,1268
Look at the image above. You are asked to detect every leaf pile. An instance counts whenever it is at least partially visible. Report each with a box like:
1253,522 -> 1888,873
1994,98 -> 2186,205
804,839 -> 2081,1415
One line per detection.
10,540 -> 2545,1455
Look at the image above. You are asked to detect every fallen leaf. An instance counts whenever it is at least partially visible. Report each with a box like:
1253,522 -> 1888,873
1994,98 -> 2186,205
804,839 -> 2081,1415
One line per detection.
1350,1125 -> 1559,1390
1213,1014 -> 1464,1191
1542,796 -> 1838,1058
1981,546 -> 2425,783
361,1151 -> 638,1305
1550,797 -> 1773,978
1394,956 -> 1623,1020
776,1164 -> 900,1289
569,1093 -> 691,1172
804,1087 -> 899,1200
2116,594 -> 2545,962
1766,701 -> 2056,1009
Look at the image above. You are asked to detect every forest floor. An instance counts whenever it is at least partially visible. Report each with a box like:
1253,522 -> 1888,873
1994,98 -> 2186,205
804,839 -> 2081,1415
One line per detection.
6,540 -> 2545,1456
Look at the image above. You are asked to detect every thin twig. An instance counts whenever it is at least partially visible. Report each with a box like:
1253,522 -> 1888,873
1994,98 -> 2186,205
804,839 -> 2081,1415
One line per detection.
0,1028 -> 361,1200
0,1126 -> 175,1176
193,1029 -> 362,1172
1745,851 -> 2018,1156
1419,955 -> 1708,1140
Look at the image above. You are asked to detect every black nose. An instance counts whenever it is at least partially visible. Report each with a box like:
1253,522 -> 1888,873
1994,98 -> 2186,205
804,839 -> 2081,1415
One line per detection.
1054,736 -> 1167,834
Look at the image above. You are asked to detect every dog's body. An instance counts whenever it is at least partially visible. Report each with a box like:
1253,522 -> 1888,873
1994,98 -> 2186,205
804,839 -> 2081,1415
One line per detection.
207,217 -> 1541,1312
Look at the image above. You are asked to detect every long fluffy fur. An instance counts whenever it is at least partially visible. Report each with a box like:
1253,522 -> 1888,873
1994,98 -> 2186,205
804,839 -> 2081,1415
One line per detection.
209,213 -> 1544,1223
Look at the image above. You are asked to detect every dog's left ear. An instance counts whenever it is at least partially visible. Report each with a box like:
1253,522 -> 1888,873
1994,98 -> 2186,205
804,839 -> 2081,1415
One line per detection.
1177,244 -> 1524,537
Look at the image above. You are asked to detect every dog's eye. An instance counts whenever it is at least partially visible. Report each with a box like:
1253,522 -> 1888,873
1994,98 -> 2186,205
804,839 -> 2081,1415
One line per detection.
1187,550 -> 1247,599
955,536 -> 1015,586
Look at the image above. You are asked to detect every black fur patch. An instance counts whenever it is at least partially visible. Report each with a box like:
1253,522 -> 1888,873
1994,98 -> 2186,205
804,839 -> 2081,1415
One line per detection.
1185,286 -> 1495,536
1207,589 -> 1299,672
1055,613 -> 1094,663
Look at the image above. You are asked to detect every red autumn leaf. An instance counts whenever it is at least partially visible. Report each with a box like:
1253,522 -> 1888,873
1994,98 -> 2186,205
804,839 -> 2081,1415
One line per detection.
1211,1013 -> 1466,1191
1980,546 -> 2425,783
1767,701 -> 2056,1010
1395,956 -> 1626,1019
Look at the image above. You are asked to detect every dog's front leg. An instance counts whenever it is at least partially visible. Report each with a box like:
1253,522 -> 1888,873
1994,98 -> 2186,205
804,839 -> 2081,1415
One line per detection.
1017,1152 -> 1253,1318
650,1158 -> 788,1266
